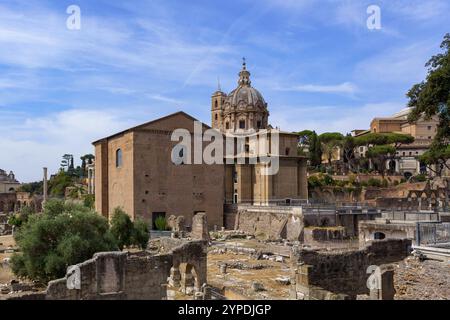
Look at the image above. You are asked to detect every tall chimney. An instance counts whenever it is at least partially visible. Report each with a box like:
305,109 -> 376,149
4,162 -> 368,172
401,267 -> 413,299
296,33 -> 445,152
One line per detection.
43,167 -> 48,206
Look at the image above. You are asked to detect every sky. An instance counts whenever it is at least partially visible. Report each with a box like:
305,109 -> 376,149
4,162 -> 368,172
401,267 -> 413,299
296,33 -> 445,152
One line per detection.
0,0 -> 449,182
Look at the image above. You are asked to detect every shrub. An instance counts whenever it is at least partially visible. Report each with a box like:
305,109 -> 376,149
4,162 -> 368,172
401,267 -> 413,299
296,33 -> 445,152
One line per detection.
308,175 -> 323,188
8,205 -> 35,228
154,216 -> 167,231
110,208 -> 134,250
83,194 -> 95,209
367,178 -> 382,187
11,202 -> 117,283
413,174 -> 427,182
322,174 -> 335,186
131,219 -> 150,250
382,179 -> 389,188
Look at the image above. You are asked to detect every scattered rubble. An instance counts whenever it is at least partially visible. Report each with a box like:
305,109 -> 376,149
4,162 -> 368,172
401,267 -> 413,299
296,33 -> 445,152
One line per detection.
252,282 -> 265,292
395,256 -> 450,300
275,277 -> 290,286
224,262 -> 272,271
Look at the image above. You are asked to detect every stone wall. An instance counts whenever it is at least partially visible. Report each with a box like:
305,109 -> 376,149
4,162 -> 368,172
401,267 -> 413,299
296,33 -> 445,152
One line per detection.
309,178 -> 450,212
233,206 -> 304,241
290,239 -> 411,299
0,214 -> 12,236
359,221 -> 417,245
0,193 -> 16,214
303,227 -> 347,246
191,212 -> 210,241
43,239 -> 207,300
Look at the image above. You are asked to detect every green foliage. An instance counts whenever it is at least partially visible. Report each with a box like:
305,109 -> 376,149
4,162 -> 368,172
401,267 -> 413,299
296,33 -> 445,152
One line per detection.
367,145 -> 396,177
48,171 -> 74,197
8,215 -> 23,228
9,205 -> 36,228
131,220 -> 150,250
319,132 -> 345,143
110,208 -> 150,250
367,145 -> 396,158
43,199 -> 66,217
319,132 -> 344,166
154,215 -> 167,231
412,174 -> 428,182
80,154 -> 95,178
419,144 -> 450,176
367,178 -> 382,188
384,133 -> 415,146
309,131 -> 323,167
83,194 -> 95,209
297,130 -> 315,145
406,34 -> 450,175
11,201 -> 117,283
110,208 -> 134,251
17,181 -> 43,195
408,33 -> 450,147
308,174 -> 335,188
308,175 -> 323,188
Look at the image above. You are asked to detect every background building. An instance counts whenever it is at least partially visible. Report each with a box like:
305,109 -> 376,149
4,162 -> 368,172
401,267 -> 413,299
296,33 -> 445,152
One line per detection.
356,108 -> 440,178
0,169 -> 20,193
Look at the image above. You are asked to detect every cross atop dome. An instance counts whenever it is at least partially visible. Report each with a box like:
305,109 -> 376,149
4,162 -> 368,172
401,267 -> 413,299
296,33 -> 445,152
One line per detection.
238,57 -> 251,86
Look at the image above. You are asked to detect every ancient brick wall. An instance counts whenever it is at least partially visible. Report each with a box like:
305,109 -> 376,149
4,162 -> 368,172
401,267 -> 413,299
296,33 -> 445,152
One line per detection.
44,240 -> 207,300
291,239 -> 411,299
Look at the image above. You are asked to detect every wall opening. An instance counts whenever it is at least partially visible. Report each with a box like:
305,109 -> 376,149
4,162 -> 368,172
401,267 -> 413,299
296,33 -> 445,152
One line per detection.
152,212 -> 166,230
373,232 -> 386,240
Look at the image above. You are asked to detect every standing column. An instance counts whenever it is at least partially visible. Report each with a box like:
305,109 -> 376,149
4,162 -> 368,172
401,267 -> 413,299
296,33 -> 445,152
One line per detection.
43,167 -> 48,207
87,168 -> 92,194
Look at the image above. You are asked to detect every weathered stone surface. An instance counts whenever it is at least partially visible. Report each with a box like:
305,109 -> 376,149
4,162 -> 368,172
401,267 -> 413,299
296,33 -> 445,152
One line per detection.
168,215 -> 186,233
191,212 -> 210,241
290,239 -> 411,300
32,239 -> 208,301
232,207 -> 304,241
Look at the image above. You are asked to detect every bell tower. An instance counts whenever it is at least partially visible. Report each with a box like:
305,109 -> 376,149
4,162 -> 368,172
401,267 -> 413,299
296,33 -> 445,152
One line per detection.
211,79 -> 227,130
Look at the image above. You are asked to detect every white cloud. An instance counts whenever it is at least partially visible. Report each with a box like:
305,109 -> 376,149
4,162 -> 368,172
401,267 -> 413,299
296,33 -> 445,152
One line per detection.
354,41 -> 434,85
270,102 -> 404,134
0,108 -> 160,182
276,82 -> 358,95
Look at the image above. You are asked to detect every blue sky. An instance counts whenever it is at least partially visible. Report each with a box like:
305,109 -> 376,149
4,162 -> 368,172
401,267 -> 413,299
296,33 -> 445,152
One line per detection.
0,0 -> 449,182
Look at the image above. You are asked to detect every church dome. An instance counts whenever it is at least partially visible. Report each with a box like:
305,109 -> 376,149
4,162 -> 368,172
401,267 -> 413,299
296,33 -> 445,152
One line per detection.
224,61 -> 268,112
211,60 -> 270,132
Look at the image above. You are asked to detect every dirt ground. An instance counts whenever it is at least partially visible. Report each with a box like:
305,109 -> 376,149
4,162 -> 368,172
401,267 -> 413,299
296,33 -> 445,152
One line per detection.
394,257 -> 450,300
207,251 -> 291,300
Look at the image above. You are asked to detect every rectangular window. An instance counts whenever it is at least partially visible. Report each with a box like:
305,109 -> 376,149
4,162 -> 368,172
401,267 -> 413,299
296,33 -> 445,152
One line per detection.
239,120 -> 246,129
257,121 -> 262,129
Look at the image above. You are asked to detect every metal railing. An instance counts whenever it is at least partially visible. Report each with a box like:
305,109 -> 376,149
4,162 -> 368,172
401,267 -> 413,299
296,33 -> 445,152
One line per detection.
416,222 -> 450,246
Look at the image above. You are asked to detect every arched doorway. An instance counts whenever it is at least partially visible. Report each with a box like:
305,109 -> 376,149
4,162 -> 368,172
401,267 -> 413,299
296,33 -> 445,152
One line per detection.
179,263 -> 199,295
